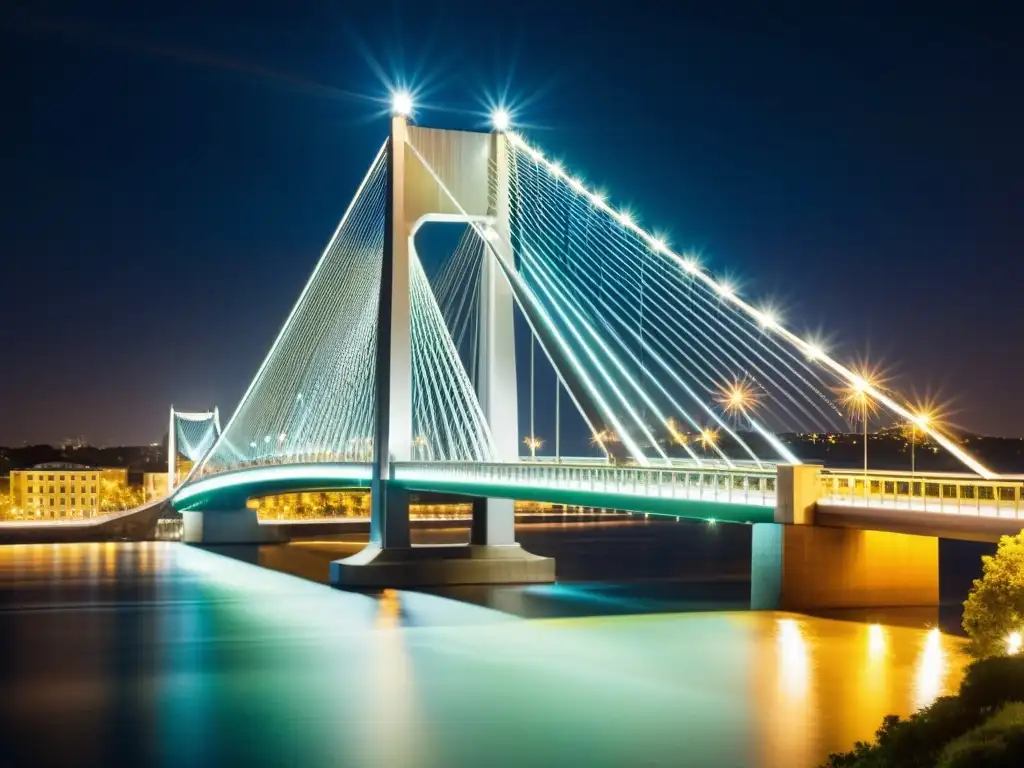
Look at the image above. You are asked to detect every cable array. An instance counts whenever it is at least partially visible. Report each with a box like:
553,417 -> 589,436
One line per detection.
497,131 -> 992,474
197,143 -> 388,475
427,228 -> 483,383
410,247 -> 495,461
172,410 -> 220,463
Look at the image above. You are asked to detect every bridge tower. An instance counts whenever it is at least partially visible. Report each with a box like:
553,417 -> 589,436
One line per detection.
330,112 -> 553,587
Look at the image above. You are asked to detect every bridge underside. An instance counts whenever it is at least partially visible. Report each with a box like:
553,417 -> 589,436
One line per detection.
171,463 -> 774,525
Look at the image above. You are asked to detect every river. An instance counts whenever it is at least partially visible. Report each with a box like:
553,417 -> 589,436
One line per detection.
0,519 -> 976,767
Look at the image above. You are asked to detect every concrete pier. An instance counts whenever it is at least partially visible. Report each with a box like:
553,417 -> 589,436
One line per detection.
750,522 -> 939,610
751,463 -> 939,610
329,542 -> 555,588
182,509 -> 288,545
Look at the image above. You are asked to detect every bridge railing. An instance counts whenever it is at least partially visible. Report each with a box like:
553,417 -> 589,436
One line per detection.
819,471 -> 1024,518
395,461 -> 777,507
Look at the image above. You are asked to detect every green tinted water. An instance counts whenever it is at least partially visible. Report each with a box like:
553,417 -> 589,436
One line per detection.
0,537 -> 967,767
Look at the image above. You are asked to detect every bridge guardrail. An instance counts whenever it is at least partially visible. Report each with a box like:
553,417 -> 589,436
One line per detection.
396,461 -> 777,507
819,471 -> 1024,518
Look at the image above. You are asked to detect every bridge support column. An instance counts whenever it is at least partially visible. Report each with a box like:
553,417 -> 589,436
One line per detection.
751,463 -> 938,610
470,497 -> 515,545
182,509 -> 288,545
330,120 -> 554,588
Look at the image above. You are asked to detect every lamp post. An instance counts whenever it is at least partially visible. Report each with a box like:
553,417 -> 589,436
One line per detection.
911,412 -> 931,479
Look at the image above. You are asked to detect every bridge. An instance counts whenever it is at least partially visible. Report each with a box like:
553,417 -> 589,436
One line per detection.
17,95 -> 1021,609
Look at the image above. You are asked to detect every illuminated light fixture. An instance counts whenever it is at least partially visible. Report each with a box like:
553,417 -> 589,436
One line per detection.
617,210 -> 634,227
804,341 -> 825,361
1008,631 -> 1022,655
681,255 -> 700,274
507,132 -> 525,147
589,191 -> 607,209
649,236 -> 667,253
528,146 -> 544,162
912,411 -> 932,428
851,374 -> 869,393
549,161 -> 564,178
716,281 -> 736,299
758,308 -> 780,330
568,177 -> 585,193
491,107 -> 511,132
391,90 -> 413,117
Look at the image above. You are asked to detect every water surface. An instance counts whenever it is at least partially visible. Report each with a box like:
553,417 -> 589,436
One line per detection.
0,523 -> 970,767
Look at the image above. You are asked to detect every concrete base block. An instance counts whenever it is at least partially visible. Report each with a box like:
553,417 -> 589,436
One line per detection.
751,522 -> 938,611
329,543 -> 555,588
182,509 -> 289,545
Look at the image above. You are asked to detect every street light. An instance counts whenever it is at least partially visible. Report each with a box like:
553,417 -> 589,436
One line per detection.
910,411 -> 932,479
699,428 -> 720,453
523,435 -> 543,458
716,380 -> 758,421
840,370 -> 880,488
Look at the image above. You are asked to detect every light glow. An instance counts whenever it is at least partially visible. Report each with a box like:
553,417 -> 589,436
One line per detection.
804,341 -> 825,361
491,107 -> 511,132
717,381 -> 758,415
391,90 -> 413,117
758,307 -> 780,330
1008,631 -> 1022,655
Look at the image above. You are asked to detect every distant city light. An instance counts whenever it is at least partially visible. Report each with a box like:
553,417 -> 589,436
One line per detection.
491,108 -> 511,132
391,90 -> 413,117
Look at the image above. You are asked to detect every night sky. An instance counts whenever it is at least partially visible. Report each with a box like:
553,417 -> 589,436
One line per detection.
3,1 -> 1022,446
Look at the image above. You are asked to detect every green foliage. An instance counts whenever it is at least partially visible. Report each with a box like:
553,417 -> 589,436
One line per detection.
821,655 -> 1024,767
821,697 -> 979,768
959,655 -> 1024,712
937,702 -> 1024,768
962,531 -> 1024,658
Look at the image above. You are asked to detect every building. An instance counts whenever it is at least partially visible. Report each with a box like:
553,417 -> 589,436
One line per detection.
144,472 -> 169,501
9,463 -> 128,519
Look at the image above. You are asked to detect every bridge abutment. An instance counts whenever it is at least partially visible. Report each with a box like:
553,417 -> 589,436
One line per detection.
751,464 -> 938,610
331,494 -> 553,588
182,509 -> 288,545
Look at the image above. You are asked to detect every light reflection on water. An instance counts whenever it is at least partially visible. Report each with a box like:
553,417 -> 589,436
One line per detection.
0,538 -> 971,767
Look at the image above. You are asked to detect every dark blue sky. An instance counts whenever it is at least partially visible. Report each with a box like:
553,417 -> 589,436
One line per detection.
3,1 -> 1022,445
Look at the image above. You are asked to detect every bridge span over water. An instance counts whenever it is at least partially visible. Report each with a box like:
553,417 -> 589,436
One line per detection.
11,103 -> 1019,611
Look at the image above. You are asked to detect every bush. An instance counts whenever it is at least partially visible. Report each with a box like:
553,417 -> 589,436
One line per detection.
962,531 -> 1024,658
937,702 -> 1024,768
959,655 -> 1024,712
821,696 -> 980,768
820,655 -> 1024,767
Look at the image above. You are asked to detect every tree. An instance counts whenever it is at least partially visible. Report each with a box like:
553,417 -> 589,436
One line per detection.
963,531 -> 1024,658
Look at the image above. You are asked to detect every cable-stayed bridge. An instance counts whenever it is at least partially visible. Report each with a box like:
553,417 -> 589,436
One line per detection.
155,107 -> 1024,605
